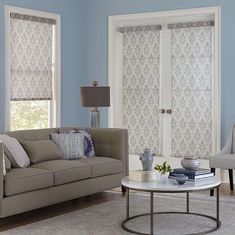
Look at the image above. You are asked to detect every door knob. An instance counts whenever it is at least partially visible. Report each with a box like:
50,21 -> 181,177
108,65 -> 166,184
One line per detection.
166,109 -> 172,114
159,109 -> 165,114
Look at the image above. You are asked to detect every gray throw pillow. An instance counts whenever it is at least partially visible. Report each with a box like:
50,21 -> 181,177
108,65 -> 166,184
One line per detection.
0,134 -> 30,168
21,140 -> 63,164
50,133 -> 85,160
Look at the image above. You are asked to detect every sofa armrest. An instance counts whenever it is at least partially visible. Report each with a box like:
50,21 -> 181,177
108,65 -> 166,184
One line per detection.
90,128 -> 129,176
0,142 -> 3,200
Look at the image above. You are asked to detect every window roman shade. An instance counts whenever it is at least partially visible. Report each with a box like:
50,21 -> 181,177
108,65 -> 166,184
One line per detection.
10,13 -> 56,101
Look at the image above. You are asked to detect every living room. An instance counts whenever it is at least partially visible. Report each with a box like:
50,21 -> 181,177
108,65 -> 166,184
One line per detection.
0,0 -> 235,234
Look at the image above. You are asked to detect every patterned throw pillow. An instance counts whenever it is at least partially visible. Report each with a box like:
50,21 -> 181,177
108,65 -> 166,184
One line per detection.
57,128 -> 95,158
58,128 -> 77,134
50,133 -> 86,160
79,129 -> 95,157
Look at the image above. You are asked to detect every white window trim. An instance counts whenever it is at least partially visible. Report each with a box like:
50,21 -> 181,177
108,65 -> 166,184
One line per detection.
5,5 -> 61,130
108,6 -> 221,154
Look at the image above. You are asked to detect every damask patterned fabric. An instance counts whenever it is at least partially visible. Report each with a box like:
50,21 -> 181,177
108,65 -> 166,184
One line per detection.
10,13 -> 54,101
122,29 -> 161,154
170,26 -> 213,159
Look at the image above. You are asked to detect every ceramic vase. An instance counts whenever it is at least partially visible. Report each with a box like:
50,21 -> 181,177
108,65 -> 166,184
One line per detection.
139,149 -> 154,171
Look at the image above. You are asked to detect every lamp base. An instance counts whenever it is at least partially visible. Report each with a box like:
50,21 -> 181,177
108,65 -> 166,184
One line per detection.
90,109 -> 100,128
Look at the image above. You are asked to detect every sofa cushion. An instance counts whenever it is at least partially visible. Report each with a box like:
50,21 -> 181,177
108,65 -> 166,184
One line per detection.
78,157 -> 124,178
30,160 -> 91,186
4,168 -> 53,196
21,140 -> 63,164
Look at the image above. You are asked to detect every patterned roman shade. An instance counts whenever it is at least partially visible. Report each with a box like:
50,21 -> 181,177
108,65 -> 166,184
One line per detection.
169,21 -> 214,159
10,13 -> 56,101
120,25 -> 161,154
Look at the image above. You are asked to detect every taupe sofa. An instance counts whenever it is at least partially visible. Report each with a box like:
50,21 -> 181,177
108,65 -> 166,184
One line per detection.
0,128 -> 128,218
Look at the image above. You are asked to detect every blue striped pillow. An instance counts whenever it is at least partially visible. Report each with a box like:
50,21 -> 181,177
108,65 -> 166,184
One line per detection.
50,133 -> 86,160
56,128 -> 96,157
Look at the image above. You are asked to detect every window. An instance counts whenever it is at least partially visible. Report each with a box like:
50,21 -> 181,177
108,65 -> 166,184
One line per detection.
10,100 -> 49,130
5,6 -> 61,131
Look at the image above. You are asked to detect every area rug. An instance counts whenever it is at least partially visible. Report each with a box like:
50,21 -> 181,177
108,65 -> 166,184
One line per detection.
2,191 -> 235,235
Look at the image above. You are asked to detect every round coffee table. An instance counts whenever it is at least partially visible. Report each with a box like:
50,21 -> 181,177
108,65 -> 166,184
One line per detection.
121,176 -> 221,235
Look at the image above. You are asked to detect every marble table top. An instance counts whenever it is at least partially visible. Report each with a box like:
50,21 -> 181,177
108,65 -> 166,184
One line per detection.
121,176 -> 221,193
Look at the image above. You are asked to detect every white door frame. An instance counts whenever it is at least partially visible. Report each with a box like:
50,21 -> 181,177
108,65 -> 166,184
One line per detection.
5,5 -> 61,130
108,6 -> 221,154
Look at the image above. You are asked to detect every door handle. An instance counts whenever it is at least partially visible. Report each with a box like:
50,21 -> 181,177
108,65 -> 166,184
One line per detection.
166,109 -> 172,114
159,109 -> 165,114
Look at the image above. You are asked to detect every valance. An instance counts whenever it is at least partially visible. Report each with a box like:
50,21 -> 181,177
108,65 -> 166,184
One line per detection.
118,25 -> 162,33
10,12 -> 56,25
168,21 -> 214,29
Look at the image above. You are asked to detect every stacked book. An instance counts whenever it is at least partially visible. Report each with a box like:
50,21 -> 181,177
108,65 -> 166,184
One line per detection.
169,168 -> 214,181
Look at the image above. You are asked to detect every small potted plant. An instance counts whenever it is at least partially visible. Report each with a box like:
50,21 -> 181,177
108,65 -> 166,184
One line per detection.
154,161 -> 172,183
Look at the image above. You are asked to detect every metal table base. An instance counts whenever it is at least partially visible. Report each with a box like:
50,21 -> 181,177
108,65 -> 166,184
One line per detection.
122,187 -> 221,235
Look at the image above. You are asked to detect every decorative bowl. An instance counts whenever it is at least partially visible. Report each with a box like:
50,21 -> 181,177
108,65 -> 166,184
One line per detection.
181,157 -> 200,171
171,174 -> 188,185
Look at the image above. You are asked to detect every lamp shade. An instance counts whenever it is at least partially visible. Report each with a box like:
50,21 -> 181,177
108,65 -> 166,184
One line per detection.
80,86 -> 110,107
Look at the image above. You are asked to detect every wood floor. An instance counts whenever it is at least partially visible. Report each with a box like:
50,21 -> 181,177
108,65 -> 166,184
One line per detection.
0,183 -> 234,232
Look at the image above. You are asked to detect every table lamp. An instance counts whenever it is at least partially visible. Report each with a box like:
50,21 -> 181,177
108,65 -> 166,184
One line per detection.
80,81 -> 110,128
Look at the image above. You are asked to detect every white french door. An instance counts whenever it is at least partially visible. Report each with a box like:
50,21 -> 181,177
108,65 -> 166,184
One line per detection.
160,22 -> 215,159
109,8 -> 220,160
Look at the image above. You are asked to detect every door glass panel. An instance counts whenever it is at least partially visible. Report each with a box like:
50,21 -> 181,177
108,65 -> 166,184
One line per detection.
122,29 -> 161,154
170,26 -> 213,159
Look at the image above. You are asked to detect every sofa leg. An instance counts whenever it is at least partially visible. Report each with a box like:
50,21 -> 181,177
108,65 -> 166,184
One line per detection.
229,169 -> 234,191
121,185 -> 127,195
210,168 -> 216,196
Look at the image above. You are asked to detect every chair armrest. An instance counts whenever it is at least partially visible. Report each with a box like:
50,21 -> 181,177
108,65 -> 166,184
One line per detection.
0,142 -> 3,200
90,128 -> 129,176
210,153 -> 235,159
209,153 -> 235,169
219,126 -> 234,154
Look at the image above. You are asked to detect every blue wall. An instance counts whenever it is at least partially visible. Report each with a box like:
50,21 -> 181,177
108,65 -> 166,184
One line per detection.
0,0 -> 88,129
1,0 -> 235,145
83,0 -> 235,145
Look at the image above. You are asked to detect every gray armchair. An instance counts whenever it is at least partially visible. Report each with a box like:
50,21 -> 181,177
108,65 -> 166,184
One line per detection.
209,124 -> 235,195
